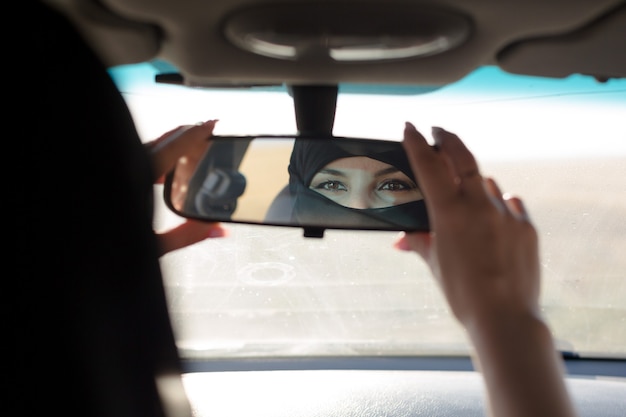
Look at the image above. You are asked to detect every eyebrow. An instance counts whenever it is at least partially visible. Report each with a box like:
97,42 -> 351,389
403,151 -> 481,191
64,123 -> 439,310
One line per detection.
375,166 -> 401,177
317,166 -> 401,177
316,168 -> 348,177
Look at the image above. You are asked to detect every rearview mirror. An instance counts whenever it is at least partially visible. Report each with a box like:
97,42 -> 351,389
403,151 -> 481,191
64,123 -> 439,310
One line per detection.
164,135 -> 429,236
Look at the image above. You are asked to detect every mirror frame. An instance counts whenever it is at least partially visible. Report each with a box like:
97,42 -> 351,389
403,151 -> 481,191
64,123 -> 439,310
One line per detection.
163,134 -> 430,237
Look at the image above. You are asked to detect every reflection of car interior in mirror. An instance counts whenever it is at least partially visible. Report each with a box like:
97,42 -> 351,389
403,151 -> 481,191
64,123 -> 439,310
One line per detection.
165,136 -> 429,232
166,138 -> 252,219
187,167 -> 246,216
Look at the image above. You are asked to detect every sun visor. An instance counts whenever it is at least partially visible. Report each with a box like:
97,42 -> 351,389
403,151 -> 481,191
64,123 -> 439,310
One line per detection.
497,4 -> 626,80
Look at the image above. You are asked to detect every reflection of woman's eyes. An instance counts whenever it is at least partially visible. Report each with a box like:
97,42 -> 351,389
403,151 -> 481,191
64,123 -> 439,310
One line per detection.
312,180 -> 347,192
378,179 -> 416,192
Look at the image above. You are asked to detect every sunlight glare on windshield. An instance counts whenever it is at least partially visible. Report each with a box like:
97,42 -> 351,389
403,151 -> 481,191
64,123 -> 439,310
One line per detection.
113,63 -> 626,359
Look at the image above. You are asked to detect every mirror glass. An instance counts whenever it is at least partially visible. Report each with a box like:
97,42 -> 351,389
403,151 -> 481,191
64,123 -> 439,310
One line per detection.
164,135 -> 430,232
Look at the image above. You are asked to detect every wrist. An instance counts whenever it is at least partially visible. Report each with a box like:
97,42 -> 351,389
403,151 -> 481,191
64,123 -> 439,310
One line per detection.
463,310 -> 577,417
465,308 -> 554,359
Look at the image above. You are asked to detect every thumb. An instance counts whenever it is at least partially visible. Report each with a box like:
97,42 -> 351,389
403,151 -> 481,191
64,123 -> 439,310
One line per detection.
156,220 -> 227,256
393,231 -> 433,261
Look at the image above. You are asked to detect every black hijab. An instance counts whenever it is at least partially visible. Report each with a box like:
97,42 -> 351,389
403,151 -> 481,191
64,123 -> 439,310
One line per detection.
287,138 -> 429,230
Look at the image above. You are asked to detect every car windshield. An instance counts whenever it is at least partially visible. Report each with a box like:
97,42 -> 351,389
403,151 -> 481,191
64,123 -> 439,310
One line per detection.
111,62 -> 625,359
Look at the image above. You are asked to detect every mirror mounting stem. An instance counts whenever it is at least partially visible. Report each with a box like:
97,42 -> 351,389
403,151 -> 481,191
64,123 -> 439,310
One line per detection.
289,85 -> 338,135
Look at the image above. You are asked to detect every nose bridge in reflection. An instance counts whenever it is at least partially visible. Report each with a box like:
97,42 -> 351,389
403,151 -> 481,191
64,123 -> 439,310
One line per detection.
344,179 -> 374,209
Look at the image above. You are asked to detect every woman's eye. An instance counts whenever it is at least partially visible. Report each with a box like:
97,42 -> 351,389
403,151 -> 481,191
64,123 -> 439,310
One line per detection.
313,180 -> 347,192
378,180 -> 414,191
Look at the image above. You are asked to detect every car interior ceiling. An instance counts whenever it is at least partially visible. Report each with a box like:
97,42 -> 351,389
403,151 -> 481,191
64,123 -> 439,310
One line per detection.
43,0 -> 626,85
26,1 -> 625,417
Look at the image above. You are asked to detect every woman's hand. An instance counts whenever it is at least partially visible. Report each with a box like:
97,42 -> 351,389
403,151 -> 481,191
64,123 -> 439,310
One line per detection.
146,119 -> 228,256
394,124 -> 540,329
394,123 -> 577,417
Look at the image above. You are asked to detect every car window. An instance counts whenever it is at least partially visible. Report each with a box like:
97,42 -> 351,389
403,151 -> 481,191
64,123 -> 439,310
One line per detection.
111,62 -> 625,359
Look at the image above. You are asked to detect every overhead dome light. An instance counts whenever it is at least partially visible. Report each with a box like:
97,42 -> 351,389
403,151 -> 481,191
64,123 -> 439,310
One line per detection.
328,36 -> 457,61
224,2 -> 472,62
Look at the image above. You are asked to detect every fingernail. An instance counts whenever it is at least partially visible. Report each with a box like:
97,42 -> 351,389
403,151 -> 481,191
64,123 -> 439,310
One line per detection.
207,226 -> 227,238
432,126 -> 446,146
405,122 -> 417,132
392,232 -> 411,251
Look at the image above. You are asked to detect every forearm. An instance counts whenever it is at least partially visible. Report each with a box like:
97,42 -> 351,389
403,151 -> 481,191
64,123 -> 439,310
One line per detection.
467,312 -> 579,417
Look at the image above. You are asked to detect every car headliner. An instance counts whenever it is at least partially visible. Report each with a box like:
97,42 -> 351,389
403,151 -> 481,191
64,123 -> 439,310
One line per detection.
45,0 -> 626,86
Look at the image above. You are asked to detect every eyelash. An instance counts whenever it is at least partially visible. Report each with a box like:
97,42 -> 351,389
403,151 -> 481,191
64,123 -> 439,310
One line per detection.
313,180 -> 347,192
312,179 -> 416,192
378,179 -> 415,191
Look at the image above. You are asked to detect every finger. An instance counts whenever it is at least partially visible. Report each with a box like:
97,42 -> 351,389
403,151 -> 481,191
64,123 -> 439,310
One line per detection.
504,195 -> 531,222
393,231 -> 411,251
431,127 -> 484,193
483,177 -> 503,198
393,231 -> 433,260
156,220 -> 227,256
402,122 -> 458,204
147,119 -> 218,149
149,119 -> 218,180
147,126 -> 186,149
483,177 -> 508,212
